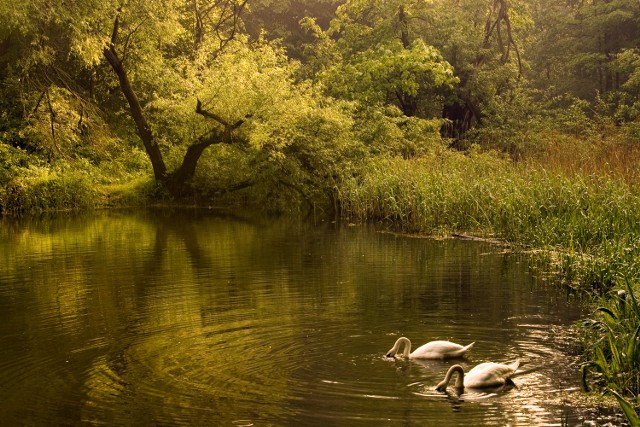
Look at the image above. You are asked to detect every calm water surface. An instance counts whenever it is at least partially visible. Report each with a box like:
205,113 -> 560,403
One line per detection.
0,210 -> 610,425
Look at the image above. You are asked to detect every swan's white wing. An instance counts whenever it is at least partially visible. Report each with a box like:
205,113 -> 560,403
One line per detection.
410,340 -> 464,358
464,362 -> 518,388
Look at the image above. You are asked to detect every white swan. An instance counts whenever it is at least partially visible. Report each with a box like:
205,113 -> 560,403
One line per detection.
435,360 -> 520,391
385,337 -> 475,359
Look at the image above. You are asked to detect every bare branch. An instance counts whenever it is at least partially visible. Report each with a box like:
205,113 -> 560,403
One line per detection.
195,98 -> 230,126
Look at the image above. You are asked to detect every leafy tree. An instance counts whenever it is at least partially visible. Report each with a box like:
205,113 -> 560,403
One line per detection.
304,0 -> 535,142
410,0 -> 534,138
301,0 -> 457,157
530,0 -> 640,100
319,39 -> 457,118
160,39 -> 361,207
0,0 -> 361,206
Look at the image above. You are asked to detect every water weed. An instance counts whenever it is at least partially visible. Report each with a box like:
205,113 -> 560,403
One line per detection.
582,280 -> 640,424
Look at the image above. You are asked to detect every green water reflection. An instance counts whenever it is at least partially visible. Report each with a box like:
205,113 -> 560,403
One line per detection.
0,210 -> 594,426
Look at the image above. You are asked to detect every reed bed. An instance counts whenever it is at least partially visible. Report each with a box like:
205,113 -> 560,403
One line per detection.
339,150 -> 640,277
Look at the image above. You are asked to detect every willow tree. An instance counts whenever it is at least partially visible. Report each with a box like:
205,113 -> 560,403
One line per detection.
99,2 -> 357,203
98,0 -> 253,196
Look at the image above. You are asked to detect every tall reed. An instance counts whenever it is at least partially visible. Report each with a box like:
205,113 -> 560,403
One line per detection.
582,280 -> 640,424
339,150 -> 640,291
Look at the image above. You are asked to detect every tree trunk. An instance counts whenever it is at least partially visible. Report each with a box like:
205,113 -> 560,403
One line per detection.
163,131 -> 222,196
103,43 -> 167,182
103,7 -> 249,198
193,0 -> 204,51
444,0 -> 522,140
398,6 -> 410,49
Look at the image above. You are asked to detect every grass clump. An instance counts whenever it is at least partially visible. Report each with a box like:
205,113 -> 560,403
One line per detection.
338,150 -> 640,290
0,141 -> 153,215
581,280 -> 640,424
0,166 -> 98,215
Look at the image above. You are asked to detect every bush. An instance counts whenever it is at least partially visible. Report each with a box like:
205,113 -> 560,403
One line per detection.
0,166 -> 97,215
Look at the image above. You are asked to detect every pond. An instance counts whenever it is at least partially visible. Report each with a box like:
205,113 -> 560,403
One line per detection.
0,209 -> 609,425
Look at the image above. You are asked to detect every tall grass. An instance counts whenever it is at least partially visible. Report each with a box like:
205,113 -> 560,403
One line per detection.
582,280 -> 640,424
0,167 -> 98,215
339,149 -> 640,290
0,145 -> 152,216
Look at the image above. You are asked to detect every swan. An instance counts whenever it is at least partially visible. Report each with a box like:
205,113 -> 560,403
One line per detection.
435,360 -> 520,391
385,337 -> 475,359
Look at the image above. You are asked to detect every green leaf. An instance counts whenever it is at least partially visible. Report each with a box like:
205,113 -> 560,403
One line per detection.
596,306 -> 618,322
606,389 -> 640,427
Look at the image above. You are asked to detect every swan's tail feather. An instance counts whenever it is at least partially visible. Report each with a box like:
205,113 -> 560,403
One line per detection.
510,359 -> 521,372
449,341 -> 475,358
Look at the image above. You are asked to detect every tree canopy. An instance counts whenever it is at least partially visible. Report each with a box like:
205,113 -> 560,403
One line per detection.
1,0 -> 640,211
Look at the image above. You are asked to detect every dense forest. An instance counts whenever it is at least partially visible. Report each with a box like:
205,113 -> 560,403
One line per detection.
1,0 -> 639,210
2,0 -> 640,420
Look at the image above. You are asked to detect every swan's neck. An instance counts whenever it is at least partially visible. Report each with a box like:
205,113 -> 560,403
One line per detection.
398,337 -> 411,357
388,337 -> 412,357
437,365 -> 465,390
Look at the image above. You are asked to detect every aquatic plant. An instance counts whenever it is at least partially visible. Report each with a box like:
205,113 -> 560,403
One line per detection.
606,389 -> 640,427
581,280 -> 640,414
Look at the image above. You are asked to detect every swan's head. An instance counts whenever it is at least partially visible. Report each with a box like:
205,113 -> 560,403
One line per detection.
435,382 -> 447,392
386,337 -> 410,358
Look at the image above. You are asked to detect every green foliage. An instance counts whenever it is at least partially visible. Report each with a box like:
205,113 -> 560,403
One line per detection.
0,144 -> 30,185
320,39 -> 458,117
159,40 -> 364,211
0,165 -> 97,215
244,0 -> 341,58
2,0 -> 640,215
582,281 -> 640,421
352,106 -> 444,158
529,0 -> 640,101
308,0 -> 458,119
618,49 -> 640,94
